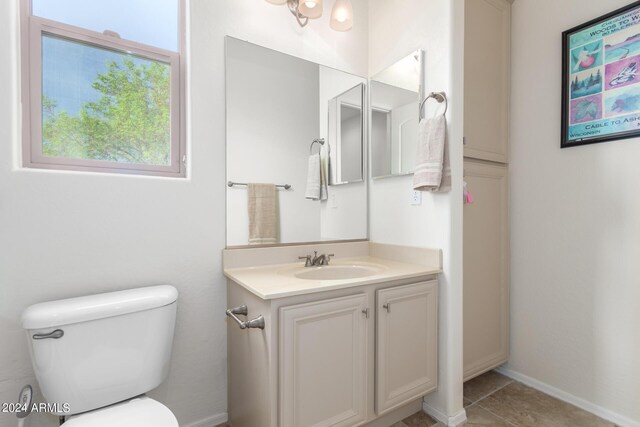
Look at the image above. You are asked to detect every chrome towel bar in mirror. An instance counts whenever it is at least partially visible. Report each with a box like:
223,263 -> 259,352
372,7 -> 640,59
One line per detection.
419,91 -> 448,120
228,181 -> 292,190
309,138 -> 326,154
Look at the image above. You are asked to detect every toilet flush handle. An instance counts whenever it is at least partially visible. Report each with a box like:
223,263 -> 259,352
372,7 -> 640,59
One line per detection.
32,329 -> 64,340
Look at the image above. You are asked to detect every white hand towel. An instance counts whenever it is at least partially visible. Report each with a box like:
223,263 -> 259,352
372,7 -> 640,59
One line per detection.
305,154 -> 328,201
247,183 -> 278,245
413,114 -> 451,193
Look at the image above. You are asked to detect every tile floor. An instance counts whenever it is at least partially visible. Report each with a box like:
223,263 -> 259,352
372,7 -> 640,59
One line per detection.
216,370 -> 615,426
392,370 -> 614,427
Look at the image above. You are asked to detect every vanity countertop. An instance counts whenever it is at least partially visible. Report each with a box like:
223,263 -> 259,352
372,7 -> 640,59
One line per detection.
223,255 -> 441,300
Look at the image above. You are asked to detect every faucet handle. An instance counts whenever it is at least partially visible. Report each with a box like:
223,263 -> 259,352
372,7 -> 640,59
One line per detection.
326,254 -> 335,265
298,255 -> 312,267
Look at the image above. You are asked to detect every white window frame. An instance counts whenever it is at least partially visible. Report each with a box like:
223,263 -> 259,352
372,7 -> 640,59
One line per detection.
20,0 -> 186,177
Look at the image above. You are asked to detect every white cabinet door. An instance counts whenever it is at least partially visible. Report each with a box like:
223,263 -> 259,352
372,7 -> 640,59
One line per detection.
464,0 -> 510,163
376,281 -> 438,415
463,160 -> 509,380
280,294 -> 369,427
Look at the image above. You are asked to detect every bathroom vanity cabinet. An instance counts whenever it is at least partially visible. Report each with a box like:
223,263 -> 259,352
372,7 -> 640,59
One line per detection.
225,252 -> 439,427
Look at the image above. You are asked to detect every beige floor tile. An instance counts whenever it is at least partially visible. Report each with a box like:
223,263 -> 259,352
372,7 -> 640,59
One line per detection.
389,422 -> 407,427
464,371 -> 513,403
464,397 -> 474,407
465,405 -> 513,426
402,410 -> 440,427
477,382 -> 615,427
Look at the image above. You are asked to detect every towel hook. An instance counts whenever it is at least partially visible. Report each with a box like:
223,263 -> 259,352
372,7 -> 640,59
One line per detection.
309,138 -> 325,154
419,91 -> 448,120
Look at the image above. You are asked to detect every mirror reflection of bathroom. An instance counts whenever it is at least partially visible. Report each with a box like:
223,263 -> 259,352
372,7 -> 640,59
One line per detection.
328,83 -> 365,185
225,37 -> 367,247
370,50 -> 423,179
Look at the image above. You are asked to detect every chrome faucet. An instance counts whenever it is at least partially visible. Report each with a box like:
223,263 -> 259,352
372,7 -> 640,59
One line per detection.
312,252 -> 326,266
298,251 -> 335,267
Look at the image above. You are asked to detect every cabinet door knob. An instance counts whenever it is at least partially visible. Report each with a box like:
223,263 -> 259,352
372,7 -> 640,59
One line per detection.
362,308 -> 369,318
383,303 -> 391,313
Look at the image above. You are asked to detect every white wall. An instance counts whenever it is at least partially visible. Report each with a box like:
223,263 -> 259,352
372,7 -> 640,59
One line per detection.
226,38 -> 321,246
0,1 -> 369,427
509,0 -> 640,425
368,0 -> 466,423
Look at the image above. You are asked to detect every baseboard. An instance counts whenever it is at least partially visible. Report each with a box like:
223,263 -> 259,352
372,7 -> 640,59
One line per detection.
496,366 -> 639,427
422,401 -> 467,427
182,412 -> 228,427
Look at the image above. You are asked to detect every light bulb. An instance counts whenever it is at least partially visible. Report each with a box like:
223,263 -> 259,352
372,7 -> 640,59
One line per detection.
330,0 -> 353,31
299,0 -> 323,19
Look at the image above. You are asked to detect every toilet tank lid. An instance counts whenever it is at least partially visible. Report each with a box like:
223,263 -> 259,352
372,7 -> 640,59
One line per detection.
21,285 -> 178,329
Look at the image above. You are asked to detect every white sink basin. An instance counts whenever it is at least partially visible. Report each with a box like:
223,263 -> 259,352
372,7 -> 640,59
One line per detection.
293,264 -> 384,280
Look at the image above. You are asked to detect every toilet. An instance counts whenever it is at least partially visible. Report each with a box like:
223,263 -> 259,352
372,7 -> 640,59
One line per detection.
21,285 -> 179,426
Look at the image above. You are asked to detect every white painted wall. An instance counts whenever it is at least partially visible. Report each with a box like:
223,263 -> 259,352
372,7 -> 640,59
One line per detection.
226,38 -> 321,246
368,0 -> 466,423
0,1 -> 369,427
509,0 -> 640,425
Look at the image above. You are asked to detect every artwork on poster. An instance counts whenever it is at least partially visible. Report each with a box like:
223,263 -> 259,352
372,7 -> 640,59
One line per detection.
562,1 -> 640,147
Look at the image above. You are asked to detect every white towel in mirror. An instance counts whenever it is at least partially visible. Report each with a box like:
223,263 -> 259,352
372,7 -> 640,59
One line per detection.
305,154 -> 328,201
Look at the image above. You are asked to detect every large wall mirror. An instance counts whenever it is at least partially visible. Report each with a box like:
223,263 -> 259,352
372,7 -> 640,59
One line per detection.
226,37 -> 367,247
370,50 -> 424,179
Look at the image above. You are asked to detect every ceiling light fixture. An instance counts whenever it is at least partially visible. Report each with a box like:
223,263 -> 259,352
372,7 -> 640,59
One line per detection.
330,0 -> 353,31
265,0 -> 352,31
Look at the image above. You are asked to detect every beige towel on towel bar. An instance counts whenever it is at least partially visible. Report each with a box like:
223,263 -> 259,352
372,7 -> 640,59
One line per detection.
247,183 -> 278,245
413,114 -> 451,193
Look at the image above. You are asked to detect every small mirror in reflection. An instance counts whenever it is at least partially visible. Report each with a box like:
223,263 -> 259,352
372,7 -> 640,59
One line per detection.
328,83 -> 364,185
370,50 -> 423,179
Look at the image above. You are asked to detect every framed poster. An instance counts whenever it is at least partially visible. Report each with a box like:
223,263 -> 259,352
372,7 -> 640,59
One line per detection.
562,1 -> 640,148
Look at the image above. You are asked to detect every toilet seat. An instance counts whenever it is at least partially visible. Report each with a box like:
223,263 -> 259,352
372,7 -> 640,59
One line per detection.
62,396 -> 178,427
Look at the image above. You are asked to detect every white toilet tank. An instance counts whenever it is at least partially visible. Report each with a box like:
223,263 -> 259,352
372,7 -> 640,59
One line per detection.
21,285 -> 178,416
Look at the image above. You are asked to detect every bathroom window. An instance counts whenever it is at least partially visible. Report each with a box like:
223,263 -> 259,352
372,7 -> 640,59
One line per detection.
21,0 -> 185,177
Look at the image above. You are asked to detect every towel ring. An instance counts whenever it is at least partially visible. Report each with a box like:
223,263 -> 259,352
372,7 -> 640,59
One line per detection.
309,138 -> 325,154
419,91 -> 448,120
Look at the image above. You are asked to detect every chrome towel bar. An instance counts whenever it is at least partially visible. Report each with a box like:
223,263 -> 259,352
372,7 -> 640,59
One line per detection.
226,305 -> 265,330
227,181 -> 291,190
